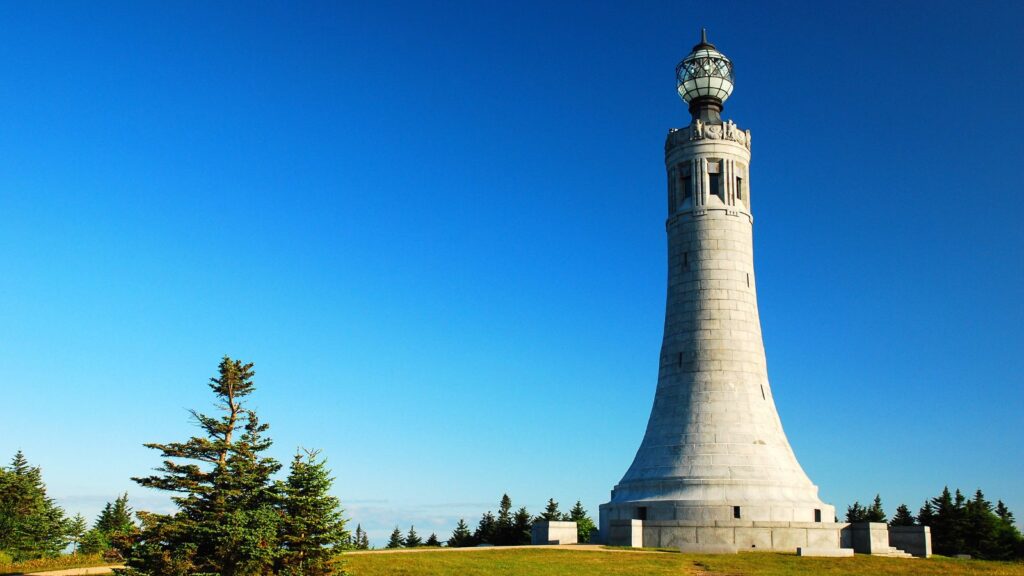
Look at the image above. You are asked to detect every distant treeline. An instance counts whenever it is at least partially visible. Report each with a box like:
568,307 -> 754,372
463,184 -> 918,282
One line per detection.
845,490 -> 1023,559
379,494 -> 596,550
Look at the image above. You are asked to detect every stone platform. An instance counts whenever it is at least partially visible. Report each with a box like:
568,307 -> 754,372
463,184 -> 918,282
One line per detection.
606,518 -> 846,552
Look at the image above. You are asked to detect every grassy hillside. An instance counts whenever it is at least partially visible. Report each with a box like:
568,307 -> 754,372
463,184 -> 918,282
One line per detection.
343,548 -> 1024,576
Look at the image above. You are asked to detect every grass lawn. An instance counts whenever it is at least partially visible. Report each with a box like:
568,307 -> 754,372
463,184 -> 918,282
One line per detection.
343,548 -> 1024,576
0,553 -> 111,575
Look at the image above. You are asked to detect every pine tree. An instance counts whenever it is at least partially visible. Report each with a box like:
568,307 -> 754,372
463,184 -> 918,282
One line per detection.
474,511 -> 496,545
538,498 -> 563,522
425,533 -> 441,547
448,519 -> 473,548
67,514 -> 88,555
568,501 -> 596,543
405,525 -> 422,548
866,494 -> 886,523
386,527 -> 404,549
890,504 -> 916,527
0,451 -> 70,560
279,449 -> 349,576
125,357 -> 283,576
358,528 -> 370,550
512,507 -> 533,545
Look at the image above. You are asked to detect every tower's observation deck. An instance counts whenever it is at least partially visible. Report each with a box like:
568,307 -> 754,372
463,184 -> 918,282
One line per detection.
600,32 -> 839,551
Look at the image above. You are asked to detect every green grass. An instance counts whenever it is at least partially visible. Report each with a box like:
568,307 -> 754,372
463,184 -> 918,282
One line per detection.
0,553 -> 112,575
343,548 -> 1024,576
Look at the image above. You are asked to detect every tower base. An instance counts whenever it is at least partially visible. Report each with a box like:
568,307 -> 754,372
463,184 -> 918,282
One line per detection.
601,516 -> 848,553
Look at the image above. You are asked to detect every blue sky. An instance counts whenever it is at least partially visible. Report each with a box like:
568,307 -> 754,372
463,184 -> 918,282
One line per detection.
1,0 -> 1022,546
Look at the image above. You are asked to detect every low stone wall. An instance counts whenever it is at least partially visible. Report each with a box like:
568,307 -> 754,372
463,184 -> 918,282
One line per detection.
607,519 -> 846,552
531,521 -> 578,545
889,525 -> 932,558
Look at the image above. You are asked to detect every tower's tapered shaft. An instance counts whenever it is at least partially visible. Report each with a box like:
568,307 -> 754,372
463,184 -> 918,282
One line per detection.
600,33 -> 838,551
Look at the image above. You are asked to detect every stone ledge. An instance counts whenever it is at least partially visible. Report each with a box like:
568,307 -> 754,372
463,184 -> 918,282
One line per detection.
797,547 -> 853,557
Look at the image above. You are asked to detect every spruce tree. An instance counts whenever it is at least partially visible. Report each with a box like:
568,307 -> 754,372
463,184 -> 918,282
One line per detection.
963,489 -> 1000,559
568,501 -> 596,543
125,357 -> 283,576
890,504 -> 916,527
425,533 -> 441,547
67,514 -> 88,555
996,501 -> 1015,525
495,494 -> 513,545
386,527 -> 404,549
352,524 -> 370,550
845,501 -> 867,523
0,451 -> 70,560
279,450 -> 349,576
405,526 -> 422,548
917,500 -> 936,527
448,519 -> 473,547
866,494 -> 886,523
539,498 -> 562,522
474,511 -> 496,545
512,507 -> 533,545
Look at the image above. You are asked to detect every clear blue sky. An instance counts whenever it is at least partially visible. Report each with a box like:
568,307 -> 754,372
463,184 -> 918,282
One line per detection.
1,0 -> 1021,546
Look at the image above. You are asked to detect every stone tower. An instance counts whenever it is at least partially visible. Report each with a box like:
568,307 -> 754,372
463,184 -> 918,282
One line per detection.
600,31 -> 842,552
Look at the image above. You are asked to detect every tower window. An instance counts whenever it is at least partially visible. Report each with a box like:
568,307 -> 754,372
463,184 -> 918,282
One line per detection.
815,509 -> 822,523
736,177 -> 744,200
709,172 -> 722,201
733,506 -> 741,519
680,173 -> 692,204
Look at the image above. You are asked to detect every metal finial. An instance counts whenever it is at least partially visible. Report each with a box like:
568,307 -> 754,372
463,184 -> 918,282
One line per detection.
701,28 -> 707,44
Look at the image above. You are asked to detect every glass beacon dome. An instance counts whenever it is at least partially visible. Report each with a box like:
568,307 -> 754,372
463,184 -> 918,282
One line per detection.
675,29 -> 734,105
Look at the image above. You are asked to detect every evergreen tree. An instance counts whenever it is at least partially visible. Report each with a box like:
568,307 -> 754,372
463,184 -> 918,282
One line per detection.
866,494 -> 886,523
512,507 -> 533,545
96,493 -> 135,536
568,501 -> 596,543
405,526 -> 422,548
495,494 -> 513,545
538,498 -> 563,522
124,357 -> 283,576
963,489 -> 1001,559
0,451 -> 70,560
448,519 -> 473,548
929,487 -> 966,556
278,450 -> 349,576
351,524 -> 370,550
845,501 -> 867,523
474,511 -> 496,545
386,527 -> 404,549
425,533 -> 441,547
890,504 -> 916,527
917,500 -> 936,527
996,501 -> 1015,525
67,514 -> 88,555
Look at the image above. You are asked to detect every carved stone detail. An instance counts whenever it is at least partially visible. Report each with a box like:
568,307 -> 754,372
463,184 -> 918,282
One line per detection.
666,120 -> 751,151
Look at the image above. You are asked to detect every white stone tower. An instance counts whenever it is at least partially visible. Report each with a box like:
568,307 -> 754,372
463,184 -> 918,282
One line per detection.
600,31 -> 841,552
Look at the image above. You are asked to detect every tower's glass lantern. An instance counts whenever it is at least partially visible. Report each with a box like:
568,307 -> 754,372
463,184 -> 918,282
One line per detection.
675,29 -> 734,122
